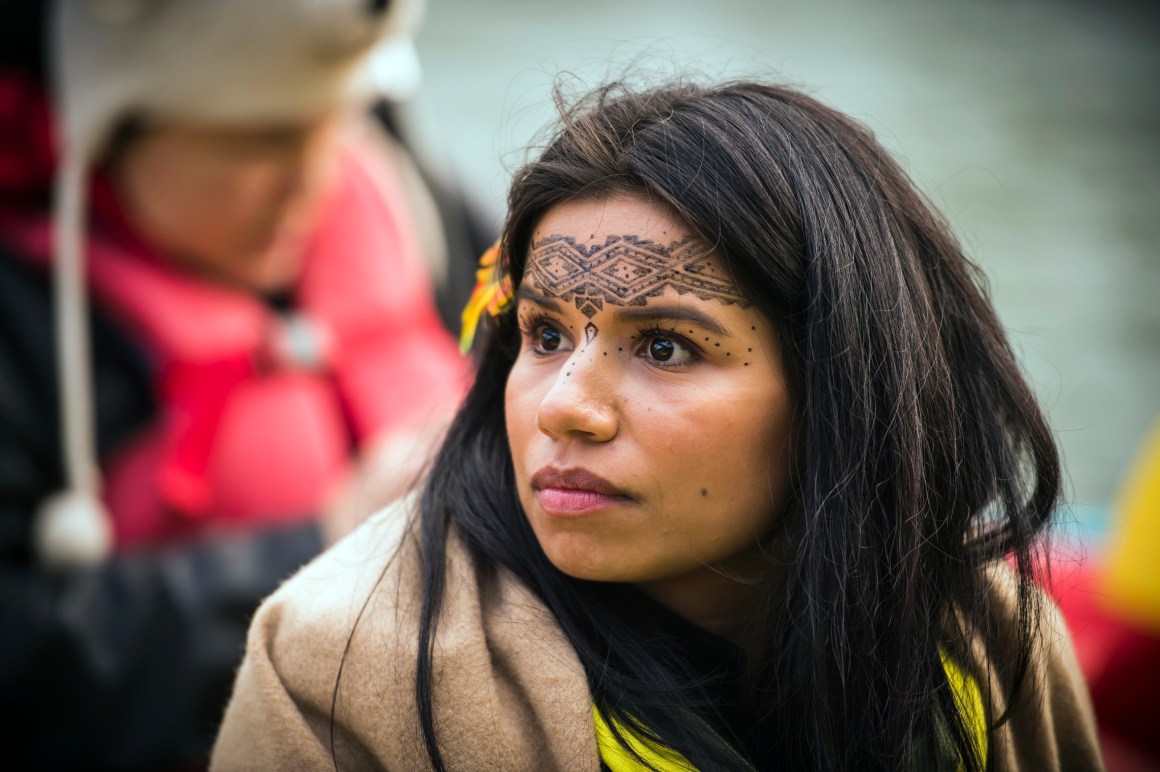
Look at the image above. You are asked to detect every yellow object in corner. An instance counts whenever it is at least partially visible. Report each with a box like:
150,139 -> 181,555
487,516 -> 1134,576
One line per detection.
1103,420 -> 1160,635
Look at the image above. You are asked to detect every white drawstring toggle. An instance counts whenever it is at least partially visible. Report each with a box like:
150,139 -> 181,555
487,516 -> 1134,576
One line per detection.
34,490 -> 112,570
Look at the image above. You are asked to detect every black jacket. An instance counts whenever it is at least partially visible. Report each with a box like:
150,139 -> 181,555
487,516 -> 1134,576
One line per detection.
0,245 -> 323,770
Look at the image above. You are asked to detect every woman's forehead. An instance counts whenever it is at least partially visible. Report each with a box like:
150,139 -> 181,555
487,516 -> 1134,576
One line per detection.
522,233 -> 748,319
524,196 -> 749,318
532,195 -> 685,242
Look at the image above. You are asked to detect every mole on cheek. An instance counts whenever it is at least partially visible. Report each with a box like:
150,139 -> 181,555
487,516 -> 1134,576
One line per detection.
700,488 -> 708,497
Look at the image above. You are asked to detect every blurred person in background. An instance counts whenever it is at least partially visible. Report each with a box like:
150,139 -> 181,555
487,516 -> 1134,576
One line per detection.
0,0 -> 473,768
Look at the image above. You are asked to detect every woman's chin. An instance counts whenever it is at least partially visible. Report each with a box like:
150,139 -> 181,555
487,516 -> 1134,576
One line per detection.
220,243 -> 308,295
243,234 -> 310,292
539,536 -> 655,584
541,541 -> 622,583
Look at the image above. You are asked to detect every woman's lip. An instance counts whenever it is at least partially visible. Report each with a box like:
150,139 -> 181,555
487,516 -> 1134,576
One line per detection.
530,466 -> 632,517
535,488 -> 630,516
530,466 -> 628,497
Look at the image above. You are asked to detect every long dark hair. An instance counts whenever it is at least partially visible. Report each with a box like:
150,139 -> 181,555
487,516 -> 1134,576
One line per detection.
414,81 -> 1059,771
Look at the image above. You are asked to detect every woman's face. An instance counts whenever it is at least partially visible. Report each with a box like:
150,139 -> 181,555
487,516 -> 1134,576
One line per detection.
110,113 -> 342,294
505,195 -> 795,597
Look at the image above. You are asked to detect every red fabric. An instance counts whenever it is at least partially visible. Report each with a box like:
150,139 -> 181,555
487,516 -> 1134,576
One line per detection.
0,72 -> 467,547
1052,560 -> 1160,770
0,71 -> 56,204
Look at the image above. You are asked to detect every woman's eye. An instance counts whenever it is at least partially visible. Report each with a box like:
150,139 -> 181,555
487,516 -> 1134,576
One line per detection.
650,338 -> 675,361
641,335 -> 694,364
538,326 -> 564,351
526,321 -> 573,354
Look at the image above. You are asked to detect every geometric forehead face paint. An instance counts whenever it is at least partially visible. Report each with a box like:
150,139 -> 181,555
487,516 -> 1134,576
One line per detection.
526,234 -> 750,319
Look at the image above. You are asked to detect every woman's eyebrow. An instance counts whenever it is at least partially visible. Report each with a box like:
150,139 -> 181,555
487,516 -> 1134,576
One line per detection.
615,305 -> 734,338
515,284 -> 565,312
517,283 -> 736,338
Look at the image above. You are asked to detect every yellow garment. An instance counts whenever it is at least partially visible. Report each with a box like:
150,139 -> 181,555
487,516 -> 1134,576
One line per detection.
593,705 -> 698,772
1103,420 -> 1160,635
594,651 -> 988,772
941,648 -> 988,768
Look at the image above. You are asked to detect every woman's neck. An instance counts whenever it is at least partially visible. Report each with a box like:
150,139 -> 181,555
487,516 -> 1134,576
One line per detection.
634,548 -> 783,653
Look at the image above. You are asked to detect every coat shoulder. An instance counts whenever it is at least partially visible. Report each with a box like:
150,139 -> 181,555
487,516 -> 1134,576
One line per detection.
211,498 -> 424,770
211,497 -> 601,771
259,495 -> 419,656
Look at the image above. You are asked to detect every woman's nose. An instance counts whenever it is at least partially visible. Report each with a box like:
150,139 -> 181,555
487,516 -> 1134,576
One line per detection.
535,349 -> 619,443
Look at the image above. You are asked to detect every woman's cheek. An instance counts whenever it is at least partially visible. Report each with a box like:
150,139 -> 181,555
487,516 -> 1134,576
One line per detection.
504,363 -> 539,455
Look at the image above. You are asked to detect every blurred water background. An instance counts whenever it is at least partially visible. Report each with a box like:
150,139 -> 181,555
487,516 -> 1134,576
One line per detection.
412,0 -> 1159,544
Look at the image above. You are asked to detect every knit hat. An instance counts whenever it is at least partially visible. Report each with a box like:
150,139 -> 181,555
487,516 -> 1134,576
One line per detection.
36,0 -> 424,569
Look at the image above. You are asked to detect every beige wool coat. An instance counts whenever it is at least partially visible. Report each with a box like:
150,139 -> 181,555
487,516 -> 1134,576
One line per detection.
210,500 -> 1104,771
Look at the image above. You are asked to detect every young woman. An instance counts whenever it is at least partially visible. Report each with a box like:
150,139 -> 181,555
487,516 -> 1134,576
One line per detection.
213,81 -> 1102,771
